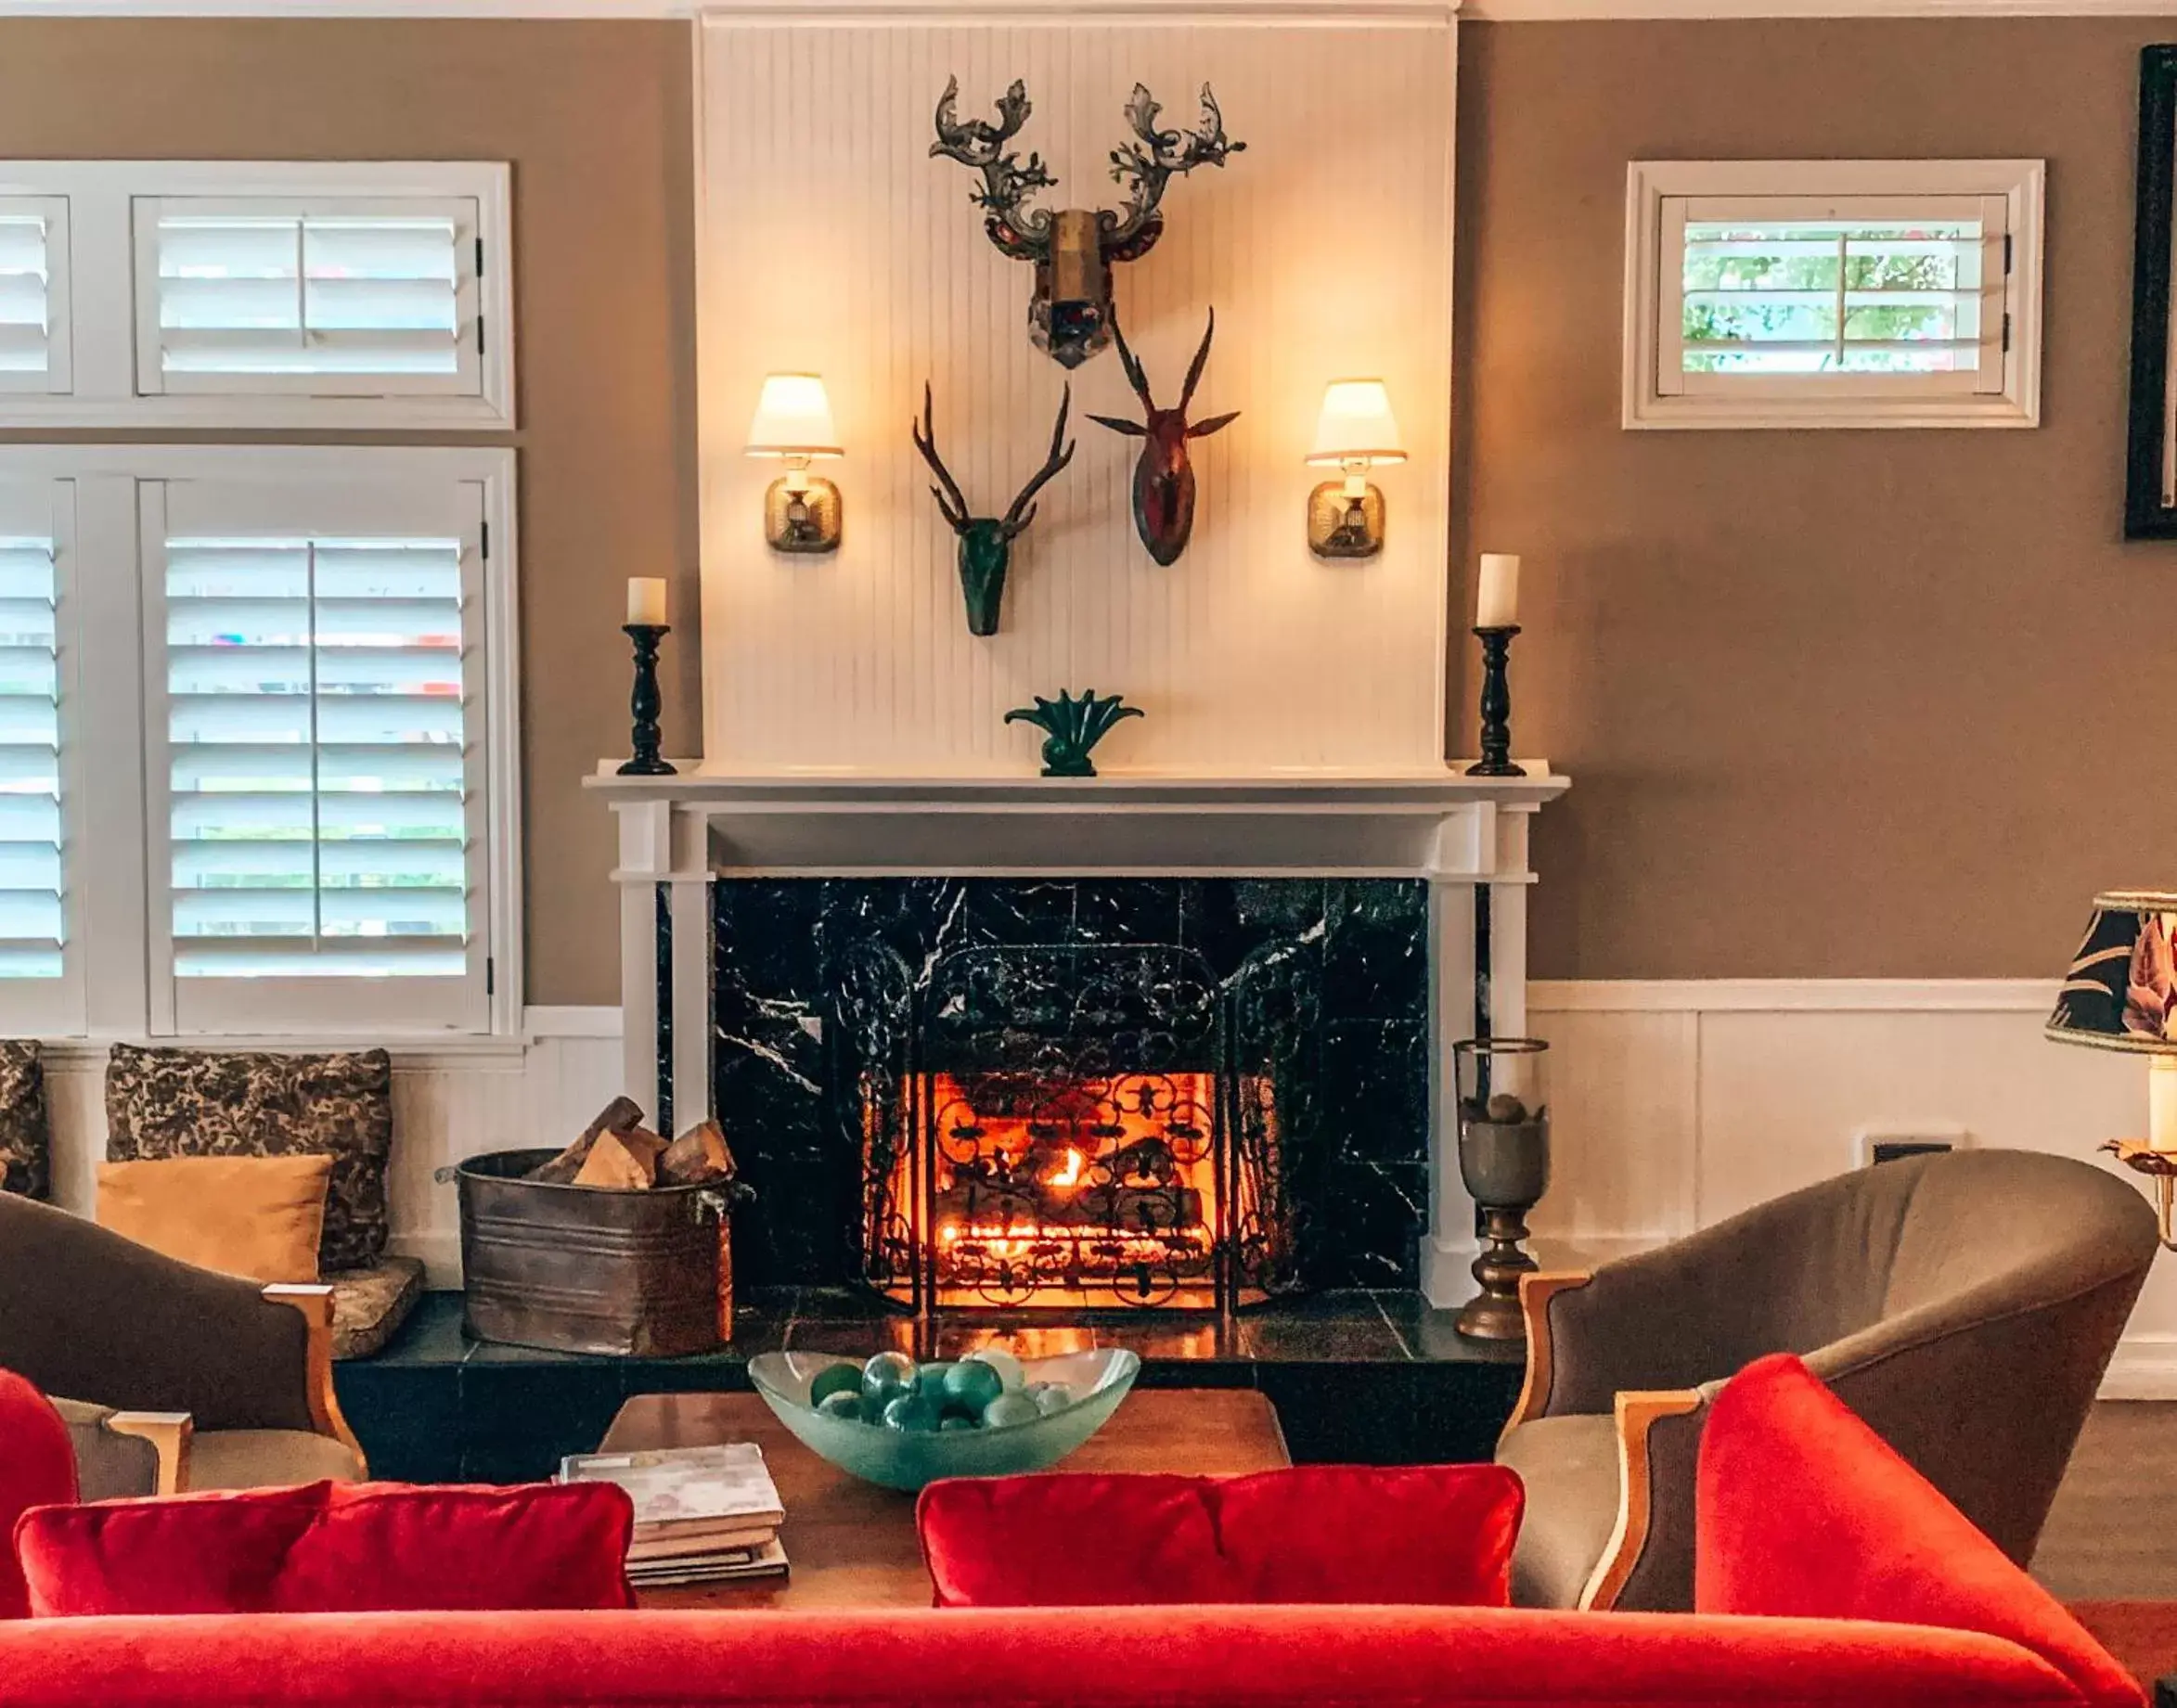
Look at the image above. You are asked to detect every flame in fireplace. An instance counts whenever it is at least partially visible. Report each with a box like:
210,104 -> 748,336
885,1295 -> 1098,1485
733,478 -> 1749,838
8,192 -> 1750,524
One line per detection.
901,1071 -> 1223,1307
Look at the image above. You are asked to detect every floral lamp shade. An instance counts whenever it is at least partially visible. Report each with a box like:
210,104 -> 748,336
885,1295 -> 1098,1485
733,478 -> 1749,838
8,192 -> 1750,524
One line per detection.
2049,889 -> 2177,1250
2046,891 -> 2177,1055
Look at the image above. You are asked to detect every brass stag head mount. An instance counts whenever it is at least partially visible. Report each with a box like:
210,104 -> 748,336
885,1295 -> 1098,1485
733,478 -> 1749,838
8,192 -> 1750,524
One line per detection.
911,382 -> 1076,637
930,76 -> 1244,369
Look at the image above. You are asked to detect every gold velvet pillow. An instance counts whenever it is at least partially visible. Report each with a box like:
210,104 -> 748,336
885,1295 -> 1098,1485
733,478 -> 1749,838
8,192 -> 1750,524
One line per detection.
96,1154 -> 332,1284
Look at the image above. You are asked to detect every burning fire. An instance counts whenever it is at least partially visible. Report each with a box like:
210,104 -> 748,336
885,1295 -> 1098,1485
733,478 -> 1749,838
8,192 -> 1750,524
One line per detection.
1047,1147 -> 1086,1188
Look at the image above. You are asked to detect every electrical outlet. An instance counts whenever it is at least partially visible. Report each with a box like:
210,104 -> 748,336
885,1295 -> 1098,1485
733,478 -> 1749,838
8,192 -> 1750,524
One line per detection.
1854,1124 -> 1970,1168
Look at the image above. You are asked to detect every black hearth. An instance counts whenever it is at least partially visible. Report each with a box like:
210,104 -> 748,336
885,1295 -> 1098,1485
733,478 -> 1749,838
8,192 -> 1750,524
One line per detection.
711,879 -> 1432,1307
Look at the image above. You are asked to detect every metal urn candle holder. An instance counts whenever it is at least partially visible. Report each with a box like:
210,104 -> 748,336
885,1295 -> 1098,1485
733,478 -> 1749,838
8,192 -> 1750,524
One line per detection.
1452,1036 -> 1551,1341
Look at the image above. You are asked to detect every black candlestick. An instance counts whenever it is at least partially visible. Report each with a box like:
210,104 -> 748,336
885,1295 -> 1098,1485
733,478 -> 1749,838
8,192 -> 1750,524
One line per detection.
617,623 -> 676,777
1468,624 -> 1526,778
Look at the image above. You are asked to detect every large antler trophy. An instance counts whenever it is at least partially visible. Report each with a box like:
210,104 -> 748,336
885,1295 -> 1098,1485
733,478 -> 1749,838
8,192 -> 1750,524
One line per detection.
912,383 -> 1076,636
930,77 -> 1243,369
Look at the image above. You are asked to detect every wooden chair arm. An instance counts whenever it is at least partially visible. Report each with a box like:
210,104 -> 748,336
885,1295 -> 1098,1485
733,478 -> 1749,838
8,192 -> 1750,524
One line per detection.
262,1284 -> 367,1473
1500,1270 -> 1593,1445
1578,1387 -> 1706,1612
104,1411 -> 194,1496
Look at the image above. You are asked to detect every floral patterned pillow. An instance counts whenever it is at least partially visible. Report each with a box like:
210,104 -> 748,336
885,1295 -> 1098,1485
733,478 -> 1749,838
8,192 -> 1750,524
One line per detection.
103,1045 -> 392,1271
0,1040 -> 48,1201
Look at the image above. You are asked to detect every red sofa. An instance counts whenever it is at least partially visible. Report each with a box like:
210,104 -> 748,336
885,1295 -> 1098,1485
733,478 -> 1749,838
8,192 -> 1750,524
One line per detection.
0,1356 -> 2144,1708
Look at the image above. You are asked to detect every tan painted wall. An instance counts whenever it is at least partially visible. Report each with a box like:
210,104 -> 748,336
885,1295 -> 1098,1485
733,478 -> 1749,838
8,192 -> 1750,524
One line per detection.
1455,19 -> 2177,979
0,19 -> 697,1008
8,17 -> 2167,997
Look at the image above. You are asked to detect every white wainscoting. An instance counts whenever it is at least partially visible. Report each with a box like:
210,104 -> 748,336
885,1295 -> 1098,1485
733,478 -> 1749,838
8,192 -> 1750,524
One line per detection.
41,1008 -> 625,1287
45,988 -> 2177,1392
1526,980 -> 2177,1397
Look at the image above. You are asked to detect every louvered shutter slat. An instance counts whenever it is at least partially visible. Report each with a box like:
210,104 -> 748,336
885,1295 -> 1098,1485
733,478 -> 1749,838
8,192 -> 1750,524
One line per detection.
0,208 -> 60,392
166,530 -> 470,982
147,200 -> 478,396
0,527 -> 58,979
1679,212 -> 1990,379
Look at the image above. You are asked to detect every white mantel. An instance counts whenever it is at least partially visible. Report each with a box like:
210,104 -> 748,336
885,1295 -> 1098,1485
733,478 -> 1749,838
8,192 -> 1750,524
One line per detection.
588,764 -> 1569,1305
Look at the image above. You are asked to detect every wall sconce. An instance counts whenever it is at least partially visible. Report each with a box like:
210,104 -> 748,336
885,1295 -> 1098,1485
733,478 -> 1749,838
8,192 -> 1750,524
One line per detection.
745,373 -> 844,553
1305,379 -> 1406,559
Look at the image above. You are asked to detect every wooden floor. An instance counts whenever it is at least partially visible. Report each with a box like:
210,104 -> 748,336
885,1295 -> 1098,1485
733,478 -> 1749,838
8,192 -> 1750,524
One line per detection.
2036,1403 -> 2177,1600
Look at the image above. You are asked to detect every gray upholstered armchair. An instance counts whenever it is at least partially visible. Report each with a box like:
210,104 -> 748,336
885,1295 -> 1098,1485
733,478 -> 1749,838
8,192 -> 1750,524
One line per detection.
0,1193 -> 365,1497
1497,1149 -> 2158,1612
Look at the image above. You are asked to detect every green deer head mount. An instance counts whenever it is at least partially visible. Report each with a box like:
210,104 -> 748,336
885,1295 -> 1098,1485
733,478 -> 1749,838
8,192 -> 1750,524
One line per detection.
912,382 -> 1076,636
1004,689 -> 1144,777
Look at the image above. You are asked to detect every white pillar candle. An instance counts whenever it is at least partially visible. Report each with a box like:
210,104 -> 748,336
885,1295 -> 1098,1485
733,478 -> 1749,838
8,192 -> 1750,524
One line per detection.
1476,554 -> 1521,629
626,577 -> 668,627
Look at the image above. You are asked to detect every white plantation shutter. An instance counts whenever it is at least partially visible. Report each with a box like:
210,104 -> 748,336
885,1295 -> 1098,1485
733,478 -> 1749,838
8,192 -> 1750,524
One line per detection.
0,477 -> 76,1032
1624,161 -> 2042,430
0,199 -> 68,395
145,473 -> 491,1034
135,196 -> 482,399
1660,194 -> 2008,397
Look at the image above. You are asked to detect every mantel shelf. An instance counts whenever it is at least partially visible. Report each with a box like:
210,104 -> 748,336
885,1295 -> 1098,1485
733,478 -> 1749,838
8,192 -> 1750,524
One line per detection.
585,764 -> 1569,813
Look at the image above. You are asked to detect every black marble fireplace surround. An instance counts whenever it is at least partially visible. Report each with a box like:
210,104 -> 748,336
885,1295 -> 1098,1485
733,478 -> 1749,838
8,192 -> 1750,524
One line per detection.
712,877 -> 1432,1300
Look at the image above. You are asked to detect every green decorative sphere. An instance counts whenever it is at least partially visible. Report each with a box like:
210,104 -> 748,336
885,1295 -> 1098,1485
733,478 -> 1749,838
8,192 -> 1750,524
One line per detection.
809,1363 -> 862,1408
981,1391 -> 1043,1430
1026,1381 -> 1075,1417
815,1389 -> 864,1421
861,1351 -> 919,1408
882,1393 -> 940,1432
940,1359 -> 1004,1416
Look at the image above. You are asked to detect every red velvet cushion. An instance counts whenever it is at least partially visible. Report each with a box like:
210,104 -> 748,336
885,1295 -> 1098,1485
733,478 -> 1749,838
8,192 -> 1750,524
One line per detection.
917,1464 -> 1523,1607
1697,1353 -> 2142,1708
0,1368 -> 76,1621
17,1478 -> 634,1617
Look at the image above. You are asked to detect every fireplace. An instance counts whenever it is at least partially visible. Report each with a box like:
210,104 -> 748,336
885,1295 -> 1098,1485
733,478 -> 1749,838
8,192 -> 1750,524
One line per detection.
695,874 -> 1444,1308
596,772 -> 1567,1309
855,944 -> 1300,1312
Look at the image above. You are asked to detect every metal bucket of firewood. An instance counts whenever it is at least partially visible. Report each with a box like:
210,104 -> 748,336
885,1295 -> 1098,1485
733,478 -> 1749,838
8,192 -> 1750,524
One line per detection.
455,1101 -> 746,1359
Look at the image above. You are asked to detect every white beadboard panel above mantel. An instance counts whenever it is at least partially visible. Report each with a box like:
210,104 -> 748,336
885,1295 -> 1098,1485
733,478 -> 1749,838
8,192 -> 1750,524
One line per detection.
696,13 -> 1456,775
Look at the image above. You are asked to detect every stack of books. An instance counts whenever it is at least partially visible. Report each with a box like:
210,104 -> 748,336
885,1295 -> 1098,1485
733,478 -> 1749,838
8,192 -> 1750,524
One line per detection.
558,1441 -> 788,1587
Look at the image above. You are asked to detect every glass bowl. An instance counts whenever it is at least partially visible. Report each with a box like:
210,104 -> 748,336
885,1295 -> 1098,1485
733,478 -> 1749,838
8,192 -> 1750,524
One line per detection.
746,1347 -> 1140,1493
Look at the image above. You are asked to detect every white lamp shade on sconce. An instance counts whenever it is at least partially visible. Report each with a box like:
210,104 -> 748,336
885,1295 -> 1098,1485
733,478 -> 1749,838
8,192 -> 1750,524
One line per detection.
745,374 -> 843,458
1306,380 -> 1408,467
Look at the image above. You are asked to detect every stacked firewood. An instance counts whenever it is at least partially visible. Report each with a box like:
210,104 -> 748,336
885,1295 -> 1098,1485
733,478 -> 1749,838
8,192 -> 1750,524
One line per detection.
528,1098 -> 741,1192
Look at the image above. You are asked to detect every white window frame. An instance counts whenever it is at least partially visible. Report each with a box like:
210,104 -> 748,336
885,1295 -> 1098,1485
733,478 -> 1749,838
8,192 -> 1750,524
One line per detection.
1623,159 -> 2045,430
0,444 -> 521,1044
0,162 -> 512,430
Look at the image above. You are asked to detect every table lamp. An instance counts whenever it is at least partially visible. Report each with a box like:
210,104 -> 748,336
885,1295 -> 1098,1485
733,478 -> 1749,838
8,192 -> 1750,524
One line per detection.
2047,889 -> 2177,1247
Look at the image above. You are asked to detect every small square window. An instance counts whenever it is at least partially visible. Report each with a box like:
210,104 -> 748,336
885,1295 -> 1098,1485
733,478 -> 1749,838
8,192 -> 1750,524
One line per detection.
1624,161 -> 2044,430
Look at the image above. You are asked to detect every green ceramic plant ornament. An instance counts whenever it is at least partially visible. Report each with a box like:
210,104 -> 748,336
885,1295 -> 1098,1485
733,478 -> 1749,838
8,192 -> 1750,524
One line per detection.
1004,689 -> 1144,777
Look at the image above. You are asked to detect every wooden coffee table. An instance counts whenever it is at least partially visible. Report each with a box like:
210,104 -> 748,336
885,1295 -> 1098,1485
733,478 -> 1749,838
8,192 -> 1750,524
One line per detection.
598,1388 -> 1289,1609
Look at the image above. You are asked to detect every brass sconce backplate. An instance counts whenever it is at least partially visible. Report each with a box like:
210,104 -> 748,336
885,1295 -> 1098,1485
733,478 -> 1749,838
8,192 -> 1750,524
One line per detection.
764,476 -> 843,554
1307,481 -> 1385,559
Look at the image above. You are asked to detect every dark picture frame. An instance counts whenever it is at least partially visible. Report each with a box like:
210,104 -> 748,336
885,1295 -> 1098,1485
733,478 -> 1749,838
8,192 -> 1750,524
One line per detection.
2127,46 -> 2177,537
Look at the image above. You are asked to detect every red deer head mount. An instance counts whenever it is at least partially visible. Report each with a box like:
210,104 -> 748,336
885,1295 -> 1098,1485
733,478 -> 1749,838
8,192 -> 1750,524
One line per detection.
1088,309 -> 1239,566
930,78 -> 1243,370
